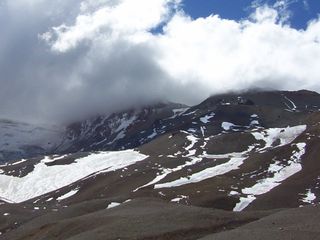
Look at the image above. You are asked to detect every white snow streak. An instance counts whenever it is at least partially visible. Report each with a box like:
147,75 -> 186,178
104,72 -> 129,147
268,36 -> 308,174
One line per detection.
107,202 -> 121,209
168,108 -> 189,119
185,134 -> 198,151
147,129 -> 158,139
284,96 -> 297,111
171,195 -> 188,202
155,156 -> 247,189
57,189 -> 79,201
134,156 -> 202,191
234,143 -> 306,211
110,115 -> 138,144
10,159 -> 28,166
134,133 -> 201,191
154,144 -> 255,189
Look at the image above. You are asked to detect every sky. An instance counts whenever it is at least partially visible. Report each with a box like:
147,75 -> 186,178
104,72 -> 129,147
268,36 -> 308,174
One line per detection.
183,0 -> 320,29
0,0 -> 320,124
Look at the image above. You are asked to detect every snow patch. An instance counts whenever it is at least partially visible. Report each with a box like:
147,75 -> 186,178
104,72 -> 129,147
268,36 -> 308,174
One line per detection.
188,128 -> 197,133
171,195 -> 188,202
155,146 -> 254,189
185,134 -> 198,151
168,108 -> 189,119
11,159 -> 28,166
233,195 -> 256,212
200,113 -> 215,124
134,156 -> 202,191
302,189 -> 316,204
134,133 -> 202,191
229,191 -> 240,196
234,143 -> 306,211
222,122 -> 235,131
250,120 -> 259,126
108,114 -> 138,144
251,125 -> 306,150
147,129 -> 157,139
155,156 -> 247,189
200,126 -> 205,136
283,95 -> 297,111
0,150 -> 147,203
57,189 -> 79,201
183,110 -> 198,116
107,202 -> 121,209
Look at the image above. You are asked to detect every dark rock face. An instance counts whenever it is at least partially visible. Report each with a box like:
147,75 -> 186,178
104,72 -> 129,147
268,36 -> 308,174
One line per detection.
60,102 -> 188,153
1,89 -> 320,239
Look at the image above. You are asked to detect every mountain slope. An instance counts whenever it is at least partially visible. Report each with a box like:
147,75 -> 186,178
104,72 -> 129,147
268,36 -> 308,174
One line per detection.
1,89 -> 320,239
200,205 -> 320,240
60,102 -> 188,153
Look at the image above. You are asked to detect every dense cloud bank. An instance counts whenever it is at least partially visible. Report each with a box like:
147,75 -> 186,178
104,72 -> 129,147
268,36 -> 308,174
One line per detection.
0,0 -> 320,123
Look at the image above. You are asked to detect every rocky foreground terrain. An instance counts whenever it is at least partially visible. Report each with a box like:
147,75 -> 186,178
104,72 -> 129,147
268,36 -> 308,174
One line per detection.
1,90 -> 320,239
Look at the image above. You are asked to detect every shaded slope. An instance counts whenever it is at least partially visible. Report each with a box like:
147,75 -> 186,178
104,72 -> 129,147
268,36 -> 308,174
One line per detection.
199,205 -> 320,240
0,198 -> 268,240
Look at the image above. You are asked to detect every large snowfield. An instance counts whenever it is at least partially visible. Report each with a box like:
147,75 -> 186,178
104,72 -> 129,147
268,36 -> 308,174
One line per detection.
0,150 -> 148,203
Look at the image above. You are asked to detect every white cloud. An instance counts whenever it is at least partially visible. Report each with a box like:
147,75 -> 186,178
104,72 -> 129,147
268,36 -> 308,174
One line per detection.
303,0 -> 310,10
43,0 -> 180,52
152,6 -> 320,94
251,0 -> 298,24
1,0 -> 320,123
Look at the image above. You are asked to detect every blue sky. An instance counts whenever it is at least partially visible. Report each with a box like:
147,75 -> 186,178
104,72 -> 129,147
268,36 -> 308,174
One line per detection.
182,0 -> 320,29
